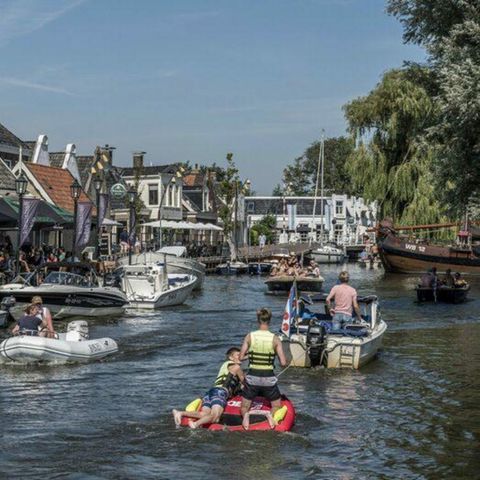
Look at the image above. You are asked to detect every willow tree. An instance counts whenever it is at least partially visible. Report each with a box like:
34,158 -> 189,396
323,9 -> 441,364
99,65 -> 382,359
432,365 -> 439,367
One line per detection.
343,68 -> 446,224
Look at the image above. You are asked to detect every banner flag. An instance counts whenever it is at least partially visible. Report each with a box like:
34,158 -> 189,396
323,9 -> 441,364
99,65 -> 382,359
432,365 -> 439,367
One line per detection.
20,198 -> 40,247
76,201 -> 93,248
281,280 -> 298,338
129,206 -> 136,244
98,193 -> 109,228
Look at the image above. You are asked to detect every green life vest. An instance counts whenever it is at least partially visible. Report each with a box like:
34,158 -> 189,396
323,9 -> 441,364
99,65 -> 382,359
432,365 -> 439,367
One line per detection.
248,329 -> 276,371
213,360 -> 241,396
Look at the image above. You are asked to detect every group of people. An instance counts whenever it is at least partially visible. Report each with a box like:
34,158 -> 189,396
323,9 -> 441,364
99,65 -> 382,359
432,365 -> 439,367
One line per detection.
419,267 -> 467,289
172,308 -> 287,430
269,255 -> 321,278
11,295 -> 55,338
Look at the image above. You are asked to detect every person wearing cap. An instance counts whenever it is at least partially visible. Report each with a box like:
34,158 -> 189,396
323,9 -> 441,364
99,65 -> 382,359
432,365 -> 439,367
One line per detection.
12,304 -> 48,336
326,271 -> 362,330
31,296 -> 55,338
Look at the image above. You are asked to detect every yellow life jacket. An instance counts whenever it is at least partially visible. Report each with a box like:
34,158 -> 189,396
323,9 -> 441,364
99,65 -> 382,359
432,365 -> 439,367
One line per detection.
213,360 -> 241,395
248,329 -> 276,372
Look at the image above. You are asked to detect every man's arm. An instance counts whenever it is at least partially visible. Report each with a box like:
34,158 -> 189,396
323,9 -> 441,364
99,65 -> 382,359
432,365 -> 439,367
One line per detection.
239,334 -> 250,362
273,336 -> 287,368
326,286 -> 336,314
11,324 -> 19,335
353,296 -> 362,320
229,364 -> 245,383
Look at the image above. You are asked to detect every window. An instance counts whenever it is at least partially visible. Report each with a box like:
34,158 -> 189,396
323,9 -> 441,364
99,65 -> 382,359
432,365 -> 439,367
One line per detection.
335,201 -> 343,215
247,202 -> 255,214
148,184 -> 158,205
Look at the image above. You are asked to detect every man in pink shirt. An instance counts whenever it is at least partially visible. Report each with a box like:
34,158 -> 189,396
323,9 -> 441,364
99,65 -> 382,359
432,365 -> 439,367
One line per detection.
326,271 -> 362,330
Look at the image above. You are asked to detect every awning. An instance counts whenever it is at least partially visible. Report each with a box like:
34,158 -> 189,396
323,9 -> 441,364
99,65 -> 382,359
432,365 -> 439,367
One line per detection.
0,197 -> 70,225
140,220 -> 223,231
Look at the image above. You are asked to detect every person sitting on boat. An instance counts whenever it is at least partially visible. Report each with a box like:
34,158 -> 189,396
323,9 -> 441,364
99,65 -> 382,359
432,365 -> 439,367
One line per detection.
443,269 -> 455,287
454,272 -> 467,288
239,308 -> 287,430
12,304 -> 48,337
172,347 -> 245,429
326,271 -> 362,330
31,296 -> 55,338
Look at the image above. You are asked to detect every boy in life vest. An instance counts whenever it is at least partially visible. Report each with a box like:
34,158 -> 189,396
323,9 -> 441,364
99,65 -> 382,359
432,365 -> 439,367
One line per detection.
172,347 -> 244,429
239,307 -> 287,430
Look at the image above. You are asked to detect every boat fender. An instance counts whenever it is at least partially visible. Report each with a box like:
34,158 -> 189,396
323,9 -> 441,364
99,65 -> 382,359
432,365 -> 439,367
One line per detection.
186,398 -> 202,412
273,405 -> 288,423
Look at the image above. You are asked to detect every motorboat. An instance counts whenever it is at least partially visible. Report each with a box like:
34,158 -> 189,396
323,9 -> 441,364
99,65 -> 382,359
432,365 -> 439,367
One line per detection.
310,245 -> 346,264
0,296 -> 15,328
216,261 -> 248,275
248,262 -> 273,275
265,275 -> 324,294
118,246 -> 205,290
415,284 -> 470,303
0,262 -> 128,321
280,293 -> 387,369
121,263 -> 196,309
0,320 -> 118,364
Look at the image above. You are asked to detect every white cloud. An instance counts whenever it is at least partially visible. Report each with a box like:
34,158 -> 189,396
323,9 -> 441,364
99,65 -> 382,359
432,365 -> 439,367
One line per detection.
0,76 -> 74,95
0,0 -> 87,47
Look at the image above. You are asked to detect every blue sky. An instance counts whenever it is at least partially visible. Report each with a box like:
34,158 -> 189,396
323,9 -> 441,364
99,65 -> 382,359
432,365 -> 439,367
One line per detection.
0,0 -> 425,193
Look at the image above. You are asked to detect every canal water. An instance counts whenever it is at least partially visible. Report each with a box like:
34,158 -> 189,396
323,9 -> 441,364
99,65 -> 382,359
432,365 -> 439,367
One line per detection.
1,265 -> 479,479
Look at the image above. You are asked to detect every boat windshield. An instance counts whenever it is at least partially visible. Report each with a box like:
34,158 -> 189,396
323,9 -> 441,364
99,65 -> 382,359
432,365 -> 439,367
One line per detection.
43,271 -> 96,287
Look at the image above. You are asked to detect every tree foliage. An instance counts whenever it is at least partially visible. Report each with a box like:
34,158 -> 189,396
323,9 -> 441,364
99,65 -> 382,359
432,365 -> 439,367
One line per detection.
250,214 -> 276,245
282,136 -> 357,196
343,68 -> 445,224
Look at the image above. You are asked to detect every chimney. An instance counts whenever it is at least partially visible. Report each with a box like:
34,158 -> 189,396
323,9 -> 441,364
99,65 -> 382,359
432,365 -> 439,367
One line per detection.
103,144 -> 115,166
133,151 -> 146,170
192,163 -> 200,174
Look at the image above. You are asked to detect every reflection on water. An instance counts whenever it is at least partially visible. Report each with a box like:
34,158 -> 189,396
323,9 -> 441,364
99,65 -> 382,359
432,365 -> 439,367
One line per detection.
1,264 -> 479,479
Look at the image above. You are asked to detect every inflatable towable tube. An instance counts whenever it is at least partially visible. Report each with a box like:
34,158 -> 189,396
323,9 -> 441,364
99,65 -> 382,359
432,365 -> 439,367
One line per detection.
180,395 -> 295,432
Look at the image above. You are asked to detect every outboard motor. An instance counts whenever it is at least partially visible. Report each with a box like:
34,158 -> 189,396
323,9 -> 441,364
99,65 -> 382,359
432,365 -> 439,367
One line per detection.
306,321 -> 327,367
66,320 -> 89,342
0,296 -> 16,328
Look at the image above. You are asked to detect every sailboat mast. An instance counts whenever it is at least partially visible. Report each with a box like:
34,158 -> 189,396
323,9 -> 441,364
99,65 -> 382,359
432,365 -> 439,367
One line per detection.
319,133 -> 325,247
310,130 -> 323,243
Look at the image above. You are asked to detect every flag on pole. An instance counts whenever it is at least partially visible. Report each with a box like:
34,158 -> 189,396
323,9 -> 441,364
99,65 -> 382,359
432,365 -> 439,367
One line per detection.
98,193 -> 109,228
76,201 -> 93,249
20,198 -> 40,247
281,280 -> 297,338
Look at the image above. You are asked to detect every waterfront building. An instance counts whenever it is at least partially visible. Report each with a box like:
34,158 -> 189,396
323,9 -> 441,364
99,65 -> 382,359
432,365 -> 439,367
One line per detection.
0,122 -> 31,168
244,194 -> 377,245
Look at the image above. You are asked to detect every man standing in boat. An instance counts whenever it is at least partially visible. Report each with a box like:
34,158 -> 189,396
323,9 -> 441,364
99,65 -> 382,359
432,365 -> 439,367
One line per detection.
239,307 -> 287,430
326,271 -> 362,330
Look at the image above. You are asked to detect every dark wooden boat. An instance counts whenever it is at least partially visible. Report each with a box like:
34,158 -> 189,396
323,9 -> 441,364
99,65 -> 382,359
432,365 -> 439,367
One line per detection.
265,275 -> 324,293
377,220 -> 480,274
415,285 -> 470,303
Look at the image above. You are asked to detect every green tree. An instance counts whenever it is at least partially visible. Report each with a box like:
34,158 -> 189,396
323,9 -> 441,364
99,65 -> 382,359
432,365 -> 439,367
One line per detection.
282,136 -> 357,196
343,68 -> 445,224
250,214 -> 277,245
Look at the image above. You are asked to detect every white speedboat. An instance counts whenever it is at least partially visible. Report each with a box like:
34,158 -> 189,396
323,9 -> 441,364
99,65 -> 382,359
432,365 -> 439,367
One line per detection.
0,320 -> 118,364
280,294 -> 387,369
310,245 -> 346,264
118,246 -> 205,290
121,263 -> 196,309
0,262 -> 128,321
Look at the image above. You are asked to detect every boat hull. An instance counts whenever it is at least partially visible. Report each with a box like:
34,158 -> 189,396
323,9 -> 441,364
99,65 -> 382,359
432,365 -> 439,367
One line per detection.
0,286 -> 127,321
379,235 -> 480,274
281,320 -> 387,369
265,276 -> 324,293
415,286 -> 470,303
310,251 -> 345,264
0,335 -> 118,364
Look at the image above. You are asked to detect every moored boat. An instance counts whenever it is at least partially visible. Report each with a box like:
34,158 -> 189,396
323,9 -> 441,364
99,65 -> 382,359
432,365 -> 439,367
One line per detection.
216,261 -> 248,275
0,320 -> 118,364
310,245 -> 346,264
248,262 -> 273,275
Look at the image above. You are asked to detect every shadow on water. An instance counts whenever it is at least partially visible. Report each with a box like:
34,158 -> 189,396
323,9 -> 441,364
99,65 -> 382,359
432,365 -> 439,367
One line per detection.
1,267 -> 479,479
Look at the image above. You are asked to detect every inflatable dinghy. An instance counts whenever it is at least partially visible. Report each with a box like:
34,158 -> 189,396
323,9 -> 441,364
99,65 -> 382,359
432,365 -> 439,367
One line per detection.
180,395 -> 295,432
0,320 -> 118,364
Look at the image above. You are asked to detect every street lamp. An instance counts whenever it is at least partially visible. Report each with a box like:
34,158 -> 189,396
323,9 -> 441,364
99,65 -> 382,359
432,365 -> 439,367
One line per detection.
15,174 -> 28,275
70,178 -> 82,261
128,186 -> 137,265
158,165 -> 185,249
93,175 -> 103,260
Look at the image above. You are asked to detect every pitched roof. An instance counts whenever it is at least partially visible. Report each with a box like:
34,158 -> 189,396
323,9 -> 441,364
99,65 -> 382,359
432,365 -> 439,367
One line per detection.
0,122 -> 30,150
120,164 -> 176,177
25,163 -> 91,213
183,172 -> 205,188
76,155 -> 94,187
0,158 -> 16,191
